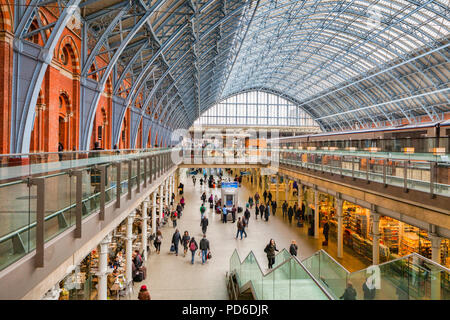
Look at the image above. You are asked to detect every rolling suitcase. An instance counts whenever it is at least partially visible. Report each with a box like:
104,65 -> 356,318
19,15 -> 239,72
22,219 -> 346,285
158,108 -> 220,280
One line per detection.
139,266 -> 147,280
322,241 -> 328,246
297,221 -> 303,227
210,203 -> 213,209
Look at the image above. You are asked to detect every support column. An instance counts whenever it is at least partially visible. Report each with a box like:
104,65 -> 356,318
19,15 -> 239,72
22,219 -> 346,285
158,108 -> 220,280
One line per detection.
297,180 -> 301,207
97,233 -> 111,300
276,175 -> 279,204
335,196 -> 344,259
152,192 -> 157,235
285,176 -> 289,203
142,200 -> 149,260
164,178 -> 169,207
429,232 -> 442,300
126,213 -> 135,288
314,187 -> 319,239
159,184 -> 164,221
370,207 -> 381,265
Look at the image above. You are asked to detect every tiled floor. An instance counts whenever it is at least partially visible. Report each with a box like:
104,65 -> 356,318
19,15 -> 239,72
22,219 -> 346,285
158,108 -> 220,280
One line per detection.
131,170 -> 370,300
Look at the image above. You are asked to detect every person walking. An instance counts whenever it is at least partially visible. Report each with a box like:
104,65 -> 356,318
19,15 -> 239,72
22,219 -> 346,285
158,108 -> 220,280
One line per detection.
340,282 -> 357,300
289,240 -> 298,257
200,216 -> 209,235
231,205 -> 237,223
176,202 -> 182,219
200,203 -> 206,219
189,237 -> 198,264
192,176 -> 196,186
255,204 -> 259,220
282,200 -> 288,219
264,204 -> 270,222
362,277 -> 376,300
199,234 -> 210,264
242,217 -> 248,238
268,191 -> 273,203
182,231 -> 191,257
171,229 -> 182,256
201,192 -> 207,204
138,285 -> 151,300
200,178 -> 204,189
288,206 -> 294,224
208,194 -> 214,208
171,211 -> 178,228
264,239 -> 279,269
254,192 -> 260,205
263,190 -> 268,203
248,196 -> 254,208
271,200 -> 277,216
236,217 -> 245,240
323,219 -> 330,245
222,205 -> 228,223
244,206 -> 251,226
259,203 -> 265,220
154,230 -> 162,254
180,196 -> 185,209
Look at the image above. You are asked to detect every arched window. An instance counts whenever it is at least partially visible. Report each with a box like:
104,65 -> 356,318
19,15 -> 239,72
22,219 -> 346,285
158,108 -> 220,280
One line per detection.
193,91 -> 320,128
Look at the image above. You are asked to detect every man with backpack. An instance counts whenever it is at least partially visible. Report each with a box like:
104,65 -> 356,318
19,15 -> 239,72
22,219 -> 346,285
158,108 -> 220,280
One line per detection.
200,203 -> 206,219
199,234 -> 210,264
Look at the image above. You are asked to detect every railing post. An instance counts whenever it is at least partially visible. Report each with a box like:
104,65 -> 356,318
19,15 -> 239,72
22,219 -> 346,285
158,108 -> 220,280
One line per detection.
143,156 -> 147,188
366,157 -> 370,184
31,177 -> 45,268
74,170 -> 83,239
127,160 -> 132,199
136,158 -> 141,193
321,155 -> 324,173
351,156 -> 355,180
99,165 -> 106,221
115,161 -> 121,208
340,155 -> 343,177
383,158 -> 387,187
430,161 -> 435,198
403,160 -> 408,192
149,155 -> 153,184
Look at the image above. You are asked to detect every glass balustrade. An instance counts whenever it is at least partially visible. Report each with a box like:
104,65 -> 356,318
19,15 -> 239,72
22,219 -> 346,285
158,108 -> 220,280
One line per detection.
300,250 -> 450,300
0,148 -> 174,272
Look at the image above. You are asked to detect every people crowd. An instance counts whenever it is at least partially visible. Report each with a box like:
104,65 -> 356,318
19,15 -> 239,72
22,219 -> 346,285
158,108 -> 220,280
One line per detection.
134,167 -> 334,300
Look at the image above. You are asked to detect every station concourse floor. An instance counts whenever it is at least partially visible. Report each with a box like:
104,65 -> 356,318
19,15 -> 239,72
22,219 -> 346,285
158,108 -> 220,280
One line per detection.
131,171 -> 370,300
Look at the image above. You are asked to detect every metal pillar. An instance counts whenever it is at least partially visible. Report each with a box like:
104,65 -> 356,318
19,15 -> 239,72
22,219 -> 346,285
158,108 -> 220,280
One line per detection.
335,197 -> 344,259
429,232 -> 442,300
297,180 -> 301,207
276,175 -> 279,204
285,176 -> 289,203
152,192 -> 157,235
142,200 -> 149,260
126,213 -> 135,287
164,178 -> 169,207
370,208 -> 381,265
97,233 -> 111,300
159,184 -> 164,220
314,188 -> 319,239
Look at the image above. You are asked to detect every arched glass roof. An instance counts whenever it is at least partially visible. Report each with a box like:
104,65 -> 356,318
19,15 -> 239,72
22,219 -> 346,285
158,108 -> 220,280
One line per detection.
20,0 -> 450,151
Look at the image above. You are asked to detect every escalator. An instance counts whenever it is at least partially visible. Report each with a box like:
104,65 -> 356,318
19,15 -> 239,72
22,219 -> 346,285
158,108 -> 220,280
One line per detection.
228,249 -> 450,300
227,249 -> 334,300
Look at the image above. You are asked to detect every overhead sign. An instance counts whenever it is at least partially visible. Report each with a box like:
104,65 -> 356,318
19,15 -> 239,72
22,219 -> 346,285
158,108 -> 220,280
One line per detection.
222,182 -> 238,189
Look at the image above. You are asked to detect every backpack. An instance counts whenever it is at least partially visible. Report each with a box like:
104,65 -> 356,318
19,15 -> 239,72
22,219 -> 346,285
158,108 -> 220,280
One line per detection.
190,241 -> 196,251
